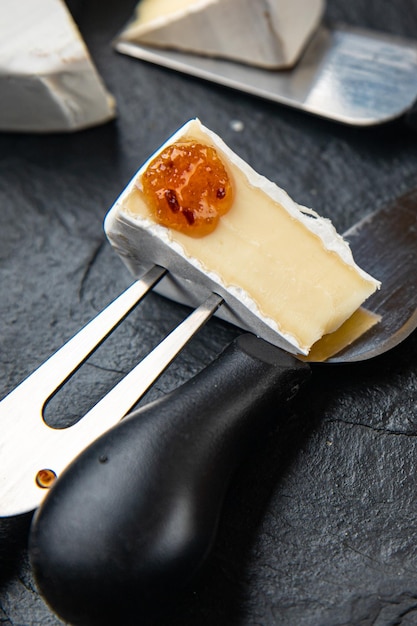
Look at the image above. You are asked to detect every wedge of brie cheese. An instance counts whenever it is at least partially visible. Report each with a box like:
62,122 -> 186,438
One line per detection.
104,119 -> 380,357
0,0 -> 116,133
118,0 -> 325,69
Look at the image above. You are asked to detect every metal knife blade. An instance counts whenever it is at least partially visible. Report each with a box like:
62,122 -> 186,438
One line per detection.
115,24 -> 417,126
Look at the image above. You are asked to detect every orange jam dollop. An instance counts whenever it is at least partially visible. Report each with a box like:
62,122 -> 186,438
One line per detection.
141,141 -> 234,237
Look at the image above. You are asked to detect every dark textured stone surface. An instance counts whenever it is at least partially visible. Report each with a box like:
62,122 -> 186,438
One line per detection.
1,0 -> 417,624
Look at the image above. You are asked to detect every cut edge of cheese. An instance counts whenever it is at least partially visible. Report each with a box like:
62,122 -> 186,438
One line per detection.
104,118 -> 380,356
302,307 -> 381,362
0,0 -> 116,133
118,0 -> 325,69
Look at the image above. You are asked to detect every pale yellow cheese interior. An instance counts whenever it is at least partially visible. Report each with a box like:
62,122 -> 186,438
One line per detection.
120,123 -> 378,355
135,0 -> 198,24
303,307 -> 381,362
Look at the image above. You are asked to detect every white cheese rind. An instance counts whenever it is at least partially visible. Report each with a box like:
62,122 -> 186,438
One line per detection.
0,0 -> 116,133
118,0 -> 325,69
104,118 -> 380,355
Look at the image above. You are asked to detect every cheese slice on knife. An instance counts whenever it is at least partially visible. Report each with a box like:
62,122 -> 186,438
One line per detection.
104,119 -> 380,357
0,0 -> 115,133
118,0 -> 325,69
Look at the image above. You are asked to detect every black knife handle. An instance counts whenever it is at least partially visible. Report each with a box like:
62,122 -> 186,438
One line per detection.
29,334 -> 310,626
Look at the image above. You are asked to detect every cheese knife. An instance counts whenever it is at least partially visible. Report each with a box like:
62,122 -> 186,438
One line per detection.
24,190 -> 417,625
116,24 -> 417,127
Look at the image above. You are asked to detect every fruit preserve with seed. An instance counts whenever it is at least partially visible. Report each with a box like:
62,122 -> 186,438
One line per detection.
141,142 -> 233,237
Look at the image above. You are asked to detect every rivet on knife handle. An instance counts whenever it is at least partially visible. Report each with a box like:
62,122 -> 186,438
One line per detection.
29,334 -> 310,626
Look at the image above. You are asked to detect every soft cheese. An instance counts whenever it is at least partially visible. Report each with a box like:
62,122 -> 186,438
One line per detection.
118,0 -> 325,69
0,0 -> 115,133
104,119 -> 380,356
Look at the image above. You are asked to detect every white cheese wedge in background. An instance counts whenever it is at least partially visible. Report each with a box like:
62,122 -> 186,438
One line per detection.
104,119 -> 380,357
0,0 -> 116,133
118,0 -> 325,69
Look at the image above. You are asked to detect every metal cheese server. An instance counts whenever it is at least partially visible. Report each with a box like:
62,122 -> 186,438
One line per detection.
24,189 -> 417,625
0,190 -> 416,519
116,24 -> 417,127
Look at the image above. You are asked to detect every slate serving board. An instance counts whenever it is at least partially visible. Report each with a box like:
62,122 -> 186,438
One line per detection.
1,0 -> 417,624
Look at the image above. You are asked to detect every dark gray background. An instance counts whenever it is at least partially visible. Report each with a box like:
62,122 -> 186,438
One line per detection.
2,0 -> 417,624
